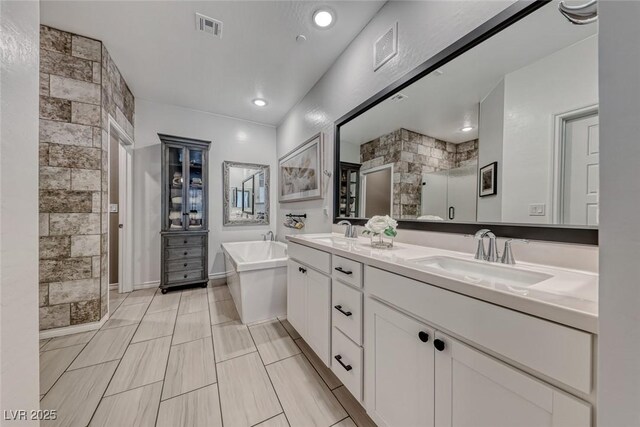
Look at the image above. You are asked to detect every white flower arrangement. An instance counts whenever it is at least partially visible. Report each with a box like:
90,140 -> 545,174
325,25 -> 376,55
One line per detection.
362,215 -> 398,238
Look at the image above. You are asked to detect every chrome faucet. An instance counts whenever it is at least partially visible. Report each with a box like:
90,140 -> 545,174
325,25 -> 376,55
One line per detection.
474,229 -> 499,262
500,239 -> 529,265
262,231 -> 275,241
337,220 -> 358,238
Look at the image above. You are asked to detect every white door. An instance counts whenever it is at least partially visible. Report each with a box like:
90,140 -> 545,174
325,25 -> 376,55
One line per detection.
286,260 -> 307,339
434,332 -> 591,427
563,113 -> 599,226
447,165 -> 477,222
364,298 -> 435,427
305,268 -> 331,365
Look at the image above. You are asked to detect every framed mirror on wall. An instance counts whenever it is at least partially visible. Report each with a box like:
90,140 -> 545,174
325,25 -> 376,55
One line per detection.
334,0 -> 598,244
223,161 -> 270,226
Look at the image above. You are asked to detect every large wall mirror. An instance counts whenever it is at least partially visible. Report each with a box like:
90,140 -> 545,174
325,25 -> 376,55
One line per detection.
335,0 -> 598,244
223,161 -> 270,226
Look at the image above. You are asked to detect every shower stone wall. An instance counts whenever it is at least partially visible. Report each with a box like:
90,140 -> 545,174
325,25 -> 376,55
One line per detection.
39,26 -> 135,330
360,128 -> 478,218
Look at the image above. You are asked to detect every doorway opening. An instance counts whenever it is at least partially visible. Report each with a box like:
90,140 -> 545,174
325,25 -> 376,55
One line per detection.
108,117 -> 134,309
552,105 -> 599,226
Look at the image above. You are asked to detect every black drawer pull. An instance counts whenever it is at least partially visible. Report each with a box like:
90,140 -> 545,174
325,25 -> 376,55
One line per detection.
334,355 -> 352,371
334,305 -> 352,317
434,339 -> 445,352
418,331 -> 429,342
334,267 -> 353,275
183,251 -> 188,256
184,240 -> 188,244
183,274 -> 188,279
298,266 -> 307,274
183,263 -> 188,267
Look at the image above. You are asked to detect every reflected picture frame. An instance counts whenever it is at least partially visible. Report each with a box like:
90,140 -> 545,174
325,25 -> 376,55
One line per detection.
479,162 -> 498,197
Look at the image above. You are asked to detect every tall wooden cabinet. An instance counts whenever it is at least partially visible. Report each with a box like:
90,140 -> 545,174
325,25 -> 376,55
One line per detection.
159,134 -> 211,294
338,162 -> 361,217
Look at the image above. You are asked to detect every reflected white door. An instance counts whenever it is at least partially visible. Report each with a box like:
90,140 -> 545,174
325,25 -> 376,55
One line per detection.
563,113 -> 599,226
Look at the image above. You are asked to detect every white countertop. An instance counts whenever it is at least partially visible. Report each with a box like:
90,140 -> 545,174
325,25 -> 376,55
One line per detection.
286,233 -> 598,333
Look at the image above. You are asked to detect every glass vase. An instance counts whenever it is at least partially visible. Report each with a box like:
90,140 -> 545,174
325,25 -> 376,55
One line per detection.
370,233 -> 393,249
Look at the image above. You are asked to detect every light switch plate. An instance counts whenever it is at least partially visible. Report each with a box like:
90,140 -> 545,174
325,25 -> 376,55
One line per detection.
109,204 -> 118,213
528,203 -> 546,216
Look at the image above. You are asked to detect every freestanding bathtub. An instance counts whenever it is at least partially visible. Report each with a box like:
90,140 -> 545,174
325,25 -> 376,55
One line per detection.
221,240 -> 288,324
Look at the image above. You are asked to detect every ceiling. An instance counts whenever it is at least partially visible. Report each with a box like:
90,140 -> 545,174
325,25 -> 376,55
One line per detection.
41,1 -> 385,126
341,1 -> 597,146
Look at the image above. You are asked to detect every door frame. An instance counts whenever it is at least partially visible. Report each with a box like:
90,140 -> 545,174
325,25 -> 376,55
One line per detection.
107,116 -> 134,296
360,163 -> 394,217
551,104 -> 598,224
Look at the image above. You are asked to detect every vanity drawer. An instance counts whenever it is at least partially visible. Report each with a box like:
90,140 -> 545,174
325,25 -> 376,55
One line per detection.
332,327 -> 363,402
288,242 -> 331,274
332,255 -> 363,288
166,258 -> 205,272
166,269 -> 205,283
165,235 -> 205,247
166,246 -> 203,260
332,280 -> 363,345
365,266 -> 593,394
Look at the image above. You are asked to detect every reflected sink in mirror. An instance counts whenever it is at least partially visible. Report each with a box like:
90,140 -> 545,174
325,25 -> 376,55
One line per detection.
406,256 -> 553,288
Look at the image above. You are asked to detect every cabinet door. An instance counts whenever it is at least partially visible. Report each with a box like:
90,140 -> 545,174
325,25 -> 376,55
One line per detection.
185,148 -> 206,230
364,298 -> 435,427
434,332 -> 591,427
165,145 -> 186,231
287,260 -> 307,339
306,268 -> 331,365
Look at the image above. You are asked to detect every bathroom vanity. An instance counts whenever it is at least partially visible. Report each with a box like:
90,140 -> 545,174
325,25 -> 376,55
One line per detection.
286,234 -> 597,427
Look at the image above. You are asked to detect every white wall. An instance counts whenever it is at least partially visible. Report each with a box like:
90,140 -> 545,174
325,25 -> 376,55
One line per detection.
276,0 -> 516,240
339,142 -> 361,164
501,35 -> 598,223
133,100 -> 277,286
598,2 -> 640,425
477,80 -> 505,222
0,0 -> 40,422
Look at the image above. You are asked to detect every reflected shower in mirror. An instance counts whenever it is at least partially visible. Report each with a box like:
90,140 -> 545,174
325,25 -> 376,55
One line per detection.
223,161 -> 270,225
337,0 -> 598,227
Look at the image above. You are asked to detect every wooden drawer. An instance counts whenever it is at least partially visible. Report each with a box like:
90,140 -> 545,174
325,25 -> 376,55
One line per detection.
332,280 -> 363,345
332,255 -> 363,288
166,269 -> 205,283
165,235 -> 205,247
166,246 -> 203,260
288,242 -> 331,274
166,258 -> 204,272
366,266 -> 593,394
332,327 -> 363,402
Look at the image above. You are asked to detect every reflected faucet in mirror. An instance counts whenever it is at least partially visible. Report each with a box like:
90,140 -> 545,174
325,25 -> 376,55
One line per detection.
337,220 -> 358,238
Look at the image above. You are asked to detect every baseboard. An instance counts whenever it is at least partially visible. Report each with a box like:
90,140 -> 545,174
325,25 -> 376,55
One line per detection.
209,272 -> 228,287
133,280 -> 160,291
39,314 -> 109,339
109,283 -> 119,290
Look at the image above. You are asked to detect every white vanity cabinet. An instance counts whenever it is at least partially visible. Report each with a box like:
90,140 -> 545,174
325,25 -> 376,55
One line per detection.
286,243 -> 332,365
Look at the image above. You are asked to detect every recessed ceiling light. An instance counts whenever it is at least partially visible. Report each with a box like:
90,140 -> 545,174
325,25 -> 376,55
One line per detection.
313,9 -> 334,28
461,126 -> 474,132
253,98 -> 267,107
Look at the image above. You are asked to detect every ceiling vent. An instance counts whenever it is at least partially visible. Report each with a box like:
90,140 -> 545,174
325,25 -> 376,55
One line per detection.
196,13 -> 223,38
373,22 -> 398,71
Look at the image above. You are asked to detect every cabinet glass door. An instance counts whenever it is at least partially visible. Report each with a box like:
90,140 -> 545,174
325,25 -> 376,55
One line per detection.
167,146 -> 185,230
186,148 -> 205,230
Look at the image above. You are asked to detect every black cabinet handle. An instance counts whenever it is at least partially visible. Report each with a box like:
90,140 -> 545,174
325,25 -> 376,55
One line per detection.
334,305 -> 352,317
448,206 -> 455,220
334,267 -> 353,275
184,240 -> 188,244
334,355 -> 352,371
418,331 -> 429,343
298,266 -> 307,274
434,339 -> 445,351
183,263 -> 188,267
183,251 -> 188,256
183,274 -> 188,279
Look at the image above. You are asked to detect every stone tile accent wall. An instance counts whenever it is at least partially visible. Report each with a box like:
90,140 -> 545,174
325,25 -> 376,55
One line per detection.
360,128 -> 478,218
39,26 -> 134,330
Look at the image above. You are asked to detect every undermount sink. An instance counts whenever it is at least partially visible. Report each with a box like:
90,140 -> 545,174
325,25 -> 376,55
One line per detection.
309,235 -> 352,245
407,256 -> 553,288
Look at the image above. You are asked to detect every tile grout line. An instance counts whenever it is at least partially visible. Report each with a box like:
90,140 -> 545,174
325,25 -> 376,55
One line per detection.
154,289 -> 184,427
330,416 -> 351,427
208,285 -> 227,427
249,412 -> 286,427
246,319 -> 291,427
85,290 -> 161,426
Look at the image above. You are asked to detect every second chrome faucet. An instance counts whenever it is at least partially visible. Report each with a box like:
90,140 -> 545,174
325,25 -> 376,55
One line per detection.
473,228 -> 528,265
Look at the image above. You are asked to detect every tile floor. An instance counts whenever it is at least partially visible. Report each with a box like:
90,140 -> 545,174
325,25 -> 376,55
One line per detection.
38,285 -> 376,427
